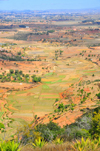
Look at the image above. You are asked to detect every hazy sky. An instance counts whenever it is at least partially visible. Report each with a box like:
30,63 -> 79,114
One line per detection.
0,0 -> 100,10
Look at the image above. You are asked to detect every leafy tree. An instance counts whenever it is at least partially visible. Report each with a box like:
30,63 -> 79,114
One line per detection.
55,98 -> 59,102
36,124 -> 53,142
90,111 -> 100,138
0,74 -> 3,79
58,103 -> 64,111
10,69 -> 14,74
60,50 -> 63,55
96,93 -> 100,99
47,121 -> 61,131
33,77 -> 39,82
38,77 -> 41,82
17,124 -> 41,145
0,123 -> 5,130
15,70 -> 19,75
31,75 -> 41,83
25,74 -> 29,78
17,51 -> 21,55
31,75 -> 36,79
7,73 -> 11,77
47,30 -> 55,33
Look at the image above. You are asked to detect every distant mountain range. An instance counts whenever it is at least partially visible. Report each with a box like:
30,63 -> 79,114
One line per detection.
0,8 -> 100,14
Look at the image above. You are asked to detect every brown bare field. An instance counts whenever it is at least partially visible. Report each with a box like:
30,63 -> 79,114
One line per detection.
0,82 -> 35,90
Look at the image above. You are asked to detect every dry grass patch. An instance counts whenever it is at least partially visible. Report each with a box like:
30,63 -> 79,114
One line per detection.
20,142 -> 74,151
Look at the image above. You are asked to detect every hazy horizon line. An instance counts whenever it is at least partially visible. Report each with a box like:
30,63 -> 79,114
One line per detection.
0,7 -> 100,12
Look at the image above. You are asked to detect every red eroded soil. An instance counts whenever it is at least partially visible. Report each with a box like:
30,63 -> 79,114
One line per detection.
0,82 -> 36,90
59,88 -> 73,99
84,88 -> 90,92
41,93 -> 58,95
72,96 -> 81,104
17,93 -> 35,96
41,96 -> 59,98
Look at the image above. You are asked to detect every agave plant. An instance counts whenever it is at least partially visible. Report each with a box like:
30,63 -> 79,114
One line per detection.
32,137 -> 47,148
0,140 -> 20,151
72,137 -> 98,151
54,138 -> 63,145
94,137 -> 100,146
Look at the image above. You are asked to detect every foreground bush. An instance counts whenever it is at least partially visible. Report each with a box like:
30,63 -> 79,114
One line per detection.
36,122 -> 64,142
0,140 -> 20,151
17,124 -> 41,145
